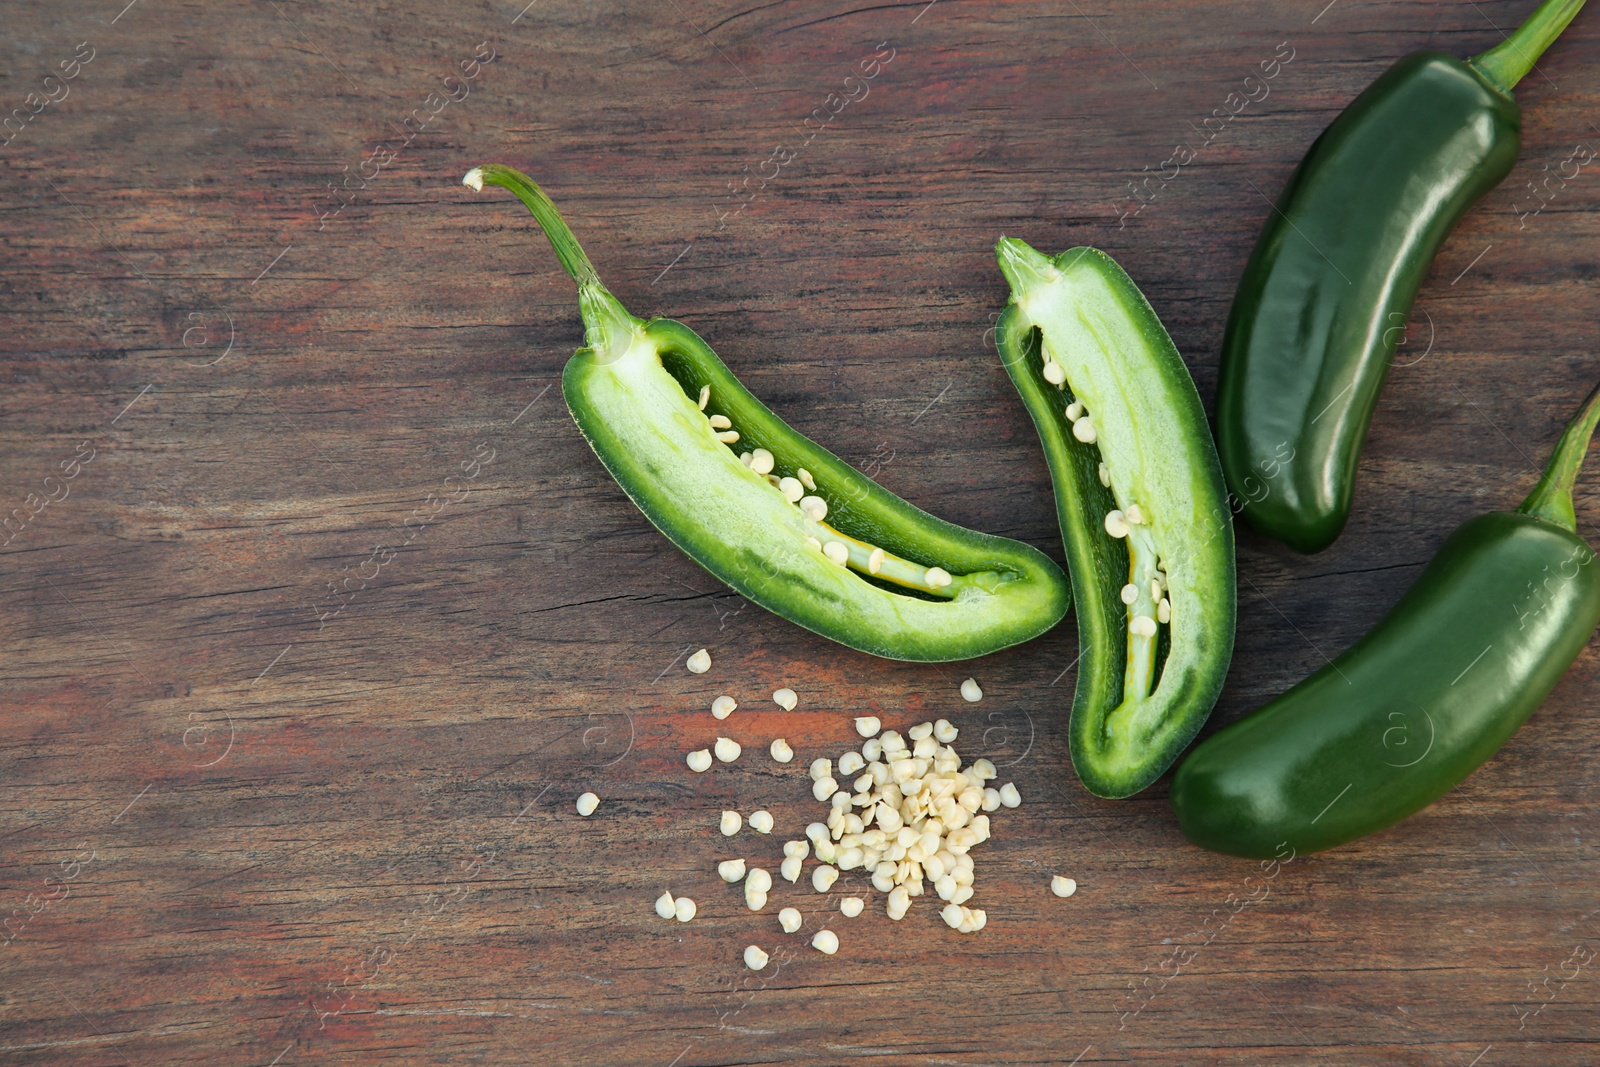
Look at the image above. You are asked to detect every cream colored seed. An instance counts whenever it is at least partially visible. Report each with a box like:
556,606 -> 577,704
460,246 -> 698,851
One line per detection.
774,688 -> 798,711
838,750 -> 866,776
686,648 -> 711,674
812,777 -> 838,802
1158,598 -> 1172,625
981,787 -> 1001,811
1098,461 -> 1111,487
655,891 -> 676,919
719,858 -> 747,883
868,547 -> 885,574
687,749 -> 713,773
708,414 -> 732,430
675,897 -> 697,923
1120,583 -> 1139,606
862,738 -> 883,761
1151,578 -> 1163,602
798,467 -> 816,491
823,541 -> 849,566
855,716 -> 882,738
779,476 -> 805,502
721,811 -> 742,836
1130,615 -> 1157,638
972,758 -> 997,781
1051,875 -> 1078,898
746,890 -> 768,912
810,757 -> 833,781
716,430 -> 740,444
960,678 -> 983,703
749,448 -> 775,475
1066,401 -> 1084,421
934,719 -> 958,743
886,886 -> 911,921
744,944 -> 769,970
572,791 -> 600,817
1104,510 -> 1129,539
812,865 -> 839,892
926,567 -> 953,589
1042,360 -> 1066,385
1125,503 -> 1146,525
779,906 -> 803,933
805,535 -> 822,551
714,737 -> 742,763
770,737 -> 794,763
812,929 -> 840,955
740,451 -> 753,466
749,810 -> 774,834
941,903 -> 965,929
780,855 -> 803,883
711,695 -> 737,720
999,782 -> 1022,808
799,495 -> 828,522
697,385 -> 711,410
840,896 -> 864,918
908,722 -> 933,741
784,839 -> 810,860
1072,417 -> 1097,444
746,867 -> 773,894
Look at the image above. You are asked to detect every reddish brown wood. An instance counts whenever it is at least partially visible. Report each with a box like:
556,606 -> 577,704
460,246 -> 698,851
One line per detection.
3,1 -> 1599,1063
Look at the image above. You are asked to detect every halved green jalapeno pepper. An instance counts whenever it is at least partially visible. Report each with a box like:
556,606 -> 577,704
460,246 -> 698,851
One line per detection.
1173,383 -> 1600,857
464,165 -> 1070,661
1216,0 -> 1587,553
995,239 -> 1236,798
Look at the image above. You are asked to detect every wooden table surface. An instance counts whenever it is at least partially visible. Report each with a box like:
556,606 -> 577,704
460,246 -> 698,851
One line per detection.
4,0 -> 1600,1063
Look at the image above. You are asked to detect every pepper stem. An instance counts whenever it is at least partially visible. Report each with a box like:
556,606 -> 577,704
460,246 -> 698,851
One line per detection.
1471,0 -> 1587,93
1519,380 -> 1600,530
464,164 -> 641,362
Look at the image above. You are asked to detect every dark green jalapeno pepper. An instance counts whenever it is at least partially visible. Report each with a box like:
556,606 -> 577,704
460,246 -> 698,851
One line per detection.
463,165 -> 1070,661
1173,382 -> 1600,857
1216,0 -> 1587,553
995,239 -> 1236,799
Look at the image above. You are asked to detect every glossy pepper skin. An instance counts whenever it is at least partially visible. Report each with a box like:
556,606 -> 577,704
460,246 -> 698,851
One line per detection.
995,240 -> 1236,799
1215,0 -> 1585,553
464,165 -> 1070,661
1173,383 -> 1600,857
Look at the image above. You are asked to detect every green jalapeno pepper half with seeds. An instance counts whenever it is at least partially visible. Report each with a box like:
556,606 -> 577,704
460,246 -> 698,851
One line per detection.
1174,382 -> 1600,857
1216,0 -> 1587,553
464,165 -> 1070,661
995,239 -> 1236,799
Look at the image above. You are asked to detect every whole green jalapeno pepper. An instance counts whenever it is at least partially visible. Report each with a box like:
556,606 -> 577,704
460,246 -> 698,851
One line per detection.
1173,382 -> 1600,857
994,239 -> 1236,799
1215,0 -> 1587,553
463,165 -> 1070,661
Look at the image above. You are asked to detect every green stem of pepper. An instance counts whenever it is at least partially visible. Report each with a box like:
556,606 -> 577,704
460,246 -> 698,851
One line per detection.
1471,0 -> 1588,93
465,165 -> 641,364
1518,381 -> 1600,531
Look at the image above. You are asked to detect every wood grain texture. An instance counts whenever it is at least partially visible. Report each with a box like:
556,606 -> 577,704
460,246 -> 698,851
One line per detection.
3,0 -> 1599,1063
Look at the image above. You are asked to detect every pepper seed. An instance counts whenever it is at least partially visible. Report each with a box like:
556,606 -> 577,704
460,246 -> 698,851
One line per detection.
960,678 -> 983,703
686,648 -> 711,674
779,906 -> 803,933
744,944 -> 769,970
575,792 -> 599,817
770,737 -> 794,763
686,749 -> 713,773
711,695 -> 737,720
773,687 -> 798,711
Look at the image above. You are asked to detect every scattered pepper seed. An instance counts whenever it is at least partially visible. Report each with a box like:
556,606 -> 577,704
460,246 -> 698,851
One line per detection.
719,858 -> 747,883
779,476 -> 805,503
687,749 -> 713,773
655,891 -> 676,919
708,414 -> 732,430
1120,583 -> 1139,605
812,777 -> 838,802
770,737 -> 794,763
799,495 -> 828,522
812,929 -> 840,955
575,792 -> 600,816
749,810 -> 774,834
749,448 -> 775,475
855,716 -> 882,738
1051,875 -> 1078,898
711,696 -> 737,720
780,855 -> 803,883
1157,597 -> 1172,624
934,718 -> 958,743
697,385 -> 711,410
925,566 -> 954,589
797,467 -> 816,491
714,737 -> 742,763
716,430 -> 741,444
823,541 -> 849,566
999,783 -> 1022,808
779,906 -> 803,933
674,897 -> 697,923
960,678 -> 983,703
773,687 -> 798,711
1098,461 -> 1111,487
1072,416 -> 1097,444
840,896 -> 864,918
686,648 -> 711,674
720,811 -> 742,836
1104,510 -> 1129,539
812,865 -> 839,892
1129,615 -> 1157,638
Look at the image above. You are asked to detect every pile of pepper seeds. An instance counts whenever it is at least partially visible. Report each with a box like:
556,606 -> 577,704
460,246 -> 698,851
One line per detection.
639,647 -> 1062,964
